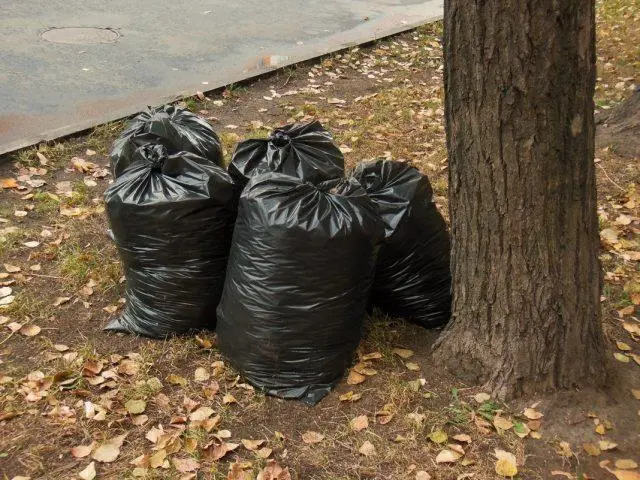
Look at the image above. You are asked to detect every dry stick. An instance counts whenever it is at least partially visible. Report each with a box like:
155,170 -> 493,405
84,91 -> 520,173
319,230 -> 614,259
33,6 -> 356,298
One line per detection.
597,163 -> 625,192
281,72 -> 293,88
29,273 -> 64,279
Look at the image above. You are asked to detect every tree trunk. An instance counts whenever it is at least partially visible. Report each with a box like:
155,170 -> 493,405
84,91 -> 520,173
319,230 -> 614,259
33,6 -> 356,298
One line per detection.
435,0 -> 608,399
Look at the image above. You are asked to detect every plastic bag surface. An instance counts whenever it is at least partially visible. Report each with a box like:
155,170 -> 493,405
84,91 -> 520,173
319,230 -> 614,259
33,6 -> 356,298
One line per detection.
110,105 -> 223,178
352,159 -> 451,328
104,144 -> 237,338
216,172 -> 384,404
228,120 -> 344,188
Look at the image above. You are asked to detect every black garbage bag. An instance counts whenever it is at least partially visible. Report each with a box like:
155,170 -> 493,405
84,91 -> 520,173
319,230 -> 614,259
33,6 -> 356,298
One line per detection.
110,105 -> 223,178
352,159 -> 451,328
104,144 -> 237,338
216,172 -> 384,404
228,120 -> 344,188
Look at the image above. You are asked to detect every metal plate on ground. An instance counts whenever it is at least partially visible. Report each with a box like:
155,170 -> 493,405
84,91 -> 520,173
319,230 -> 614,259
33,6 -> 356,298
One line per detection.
0,0 -> 442,157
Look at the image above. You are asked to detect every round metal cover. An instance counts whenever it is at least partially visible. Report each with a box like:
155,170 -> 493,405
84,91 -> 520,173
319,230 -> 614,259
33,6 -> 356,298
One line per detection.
41,27 -> 119,45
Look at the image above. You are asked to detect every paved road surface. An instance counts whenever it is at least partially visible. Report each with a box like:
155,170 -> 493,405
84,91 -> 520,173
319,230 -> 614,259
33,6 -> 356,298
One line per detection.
0,0 -> 442,155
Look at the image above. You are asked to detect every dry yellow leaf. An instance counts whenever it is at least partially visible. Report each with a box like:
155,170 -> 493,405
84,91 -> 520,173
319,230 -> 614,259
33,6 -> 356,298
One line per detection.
493,415 -> 514,431
495,450 -> 518,477
392,347 -> 414,359
616,341 -> 632,351
358,440 -> 376,456
347,370 -> 366,385
435,449 -> 462,463
523,407 -> 544,420
583,443 -> 601,456
301,431 -> 324,444
595,424 -> 606,435
599,440 -> 618,451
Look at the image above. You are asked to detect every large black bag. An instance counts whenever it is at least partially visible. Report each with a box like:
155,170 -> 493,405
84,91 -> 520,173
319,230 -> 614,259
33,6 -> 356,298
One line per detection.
104,144 -> 237,338
228,120 -> 344,188
110,105 -> 223,178
352,159 -> 451,328
216,173 -> 384,404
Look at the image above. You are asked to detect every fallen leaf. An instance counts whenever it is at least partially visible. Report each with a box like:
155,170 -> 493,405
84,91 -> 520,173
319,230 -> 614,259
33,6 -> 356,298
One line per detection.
78,461 -> 96,480
223,393 -> 237,404
617,341 -> 632,351
347,370 -> 366,385
392,347 -> 414,359
358,440 -> 376,456
0,287 -> 11,298
241,439 -> 265,451
172,457 -> 200,473
436,449 -> 462,463
513,422 -> 530,438
405,362 -> 421,371
523,408 -> 544,420
415,472 -> 431,480
228,460 -> 253,480
194,367 -> 210,382
301,431 -> 324,444
257,460 -> 292,480
189,406 -> 214,422
339,391 -> 362,402
596,424 -> 606,435
131,414 -> 149,426
493,416 -> 514,431
494,449 -> 518,477
611,471 -> 640,480
452,434 -> 471,443
19,324 -> 41,337
614,353 -> 630,363
583,443 -> 601,456
53,297 -> 71,307
599,440 -> 618,451
4,264 -> 21,273
350,415 -> 369,432
550,472 -> 574,479
23,241 -> 40,248
202,442 -> 239,461
166,374 -> 187,386
0,295 -> 15,306
92,440 -> 122,463
473,392 -> 491,403
429,429 -> 448,444
257,447 -> 273,459
0,178 -> 19,189
71,442 -> 95,458
615,459 -> 638,470
125,399 -> 146,415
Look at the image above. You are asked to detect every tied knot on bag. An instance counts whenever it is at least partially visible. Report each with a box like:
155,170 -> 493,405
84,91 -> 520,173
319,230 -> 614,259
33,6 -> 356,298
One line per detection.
139,144 -> 169,172
270,131 -> 291,147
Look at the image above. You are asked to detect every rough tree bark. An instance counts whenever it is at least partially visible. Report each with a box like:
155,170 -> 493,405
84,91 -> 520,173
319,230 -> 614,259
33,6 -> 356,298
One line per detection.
434,0 -> 608,399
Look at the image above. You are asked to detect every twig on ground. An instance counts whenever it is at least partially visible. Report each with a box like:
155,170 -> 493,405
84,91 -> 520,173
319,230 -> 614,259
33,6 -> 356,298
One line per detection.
597,163 -> 626,192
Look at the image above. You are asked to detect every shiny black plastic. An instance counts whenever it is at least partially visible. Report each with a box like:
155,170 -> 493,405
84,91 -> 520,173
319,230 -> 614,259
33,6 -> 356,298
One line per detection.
104,144 -> 237,338
352,159 -> 451,328
228,120 -> 344,188
110,105 -> 223,178
216,173 -> 384,404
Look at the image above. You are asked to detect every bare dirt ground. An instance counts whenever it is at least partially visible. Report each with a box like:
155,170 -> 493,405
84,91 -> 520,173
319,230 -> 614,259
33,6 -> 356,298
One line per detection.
0,1 -> 639,479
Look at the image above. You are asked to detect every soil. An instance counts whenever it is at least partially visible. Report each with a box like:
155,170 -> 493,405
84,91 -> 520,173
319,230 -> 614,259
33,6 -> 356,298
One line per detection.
597,89 -> 640,157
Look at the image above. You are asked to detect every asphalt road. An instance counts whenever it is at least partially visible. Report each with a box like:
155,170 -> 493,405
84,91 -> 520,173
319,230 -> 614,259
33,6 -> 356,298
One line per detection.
0,0 -> 442,155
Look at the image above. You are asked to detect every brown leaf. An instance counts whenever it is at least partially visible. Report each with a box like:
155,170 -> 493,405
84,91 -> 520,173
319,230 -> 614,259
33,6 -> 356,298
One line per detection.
350,415 -> 369,432
0,178 -> 19,189
346,370 -> 366,385
523,408 -> 544,420
615,459 -> 638,470
92,437 -> 123,463
301,431 -> 324,444
71,442 -> 95,458
223,393 -> 238,404
436,449 -> 462,463
583,443 -> 601,456
202,442 -> 239,461
358,440 -> 376,456
241,439 -> 265,451
611,471 -> 640,480
392,347 -> 414,359
19,324 -> 41,337
257,447 -> 273,459
71,157 -> 97,173
172,457 -> 200,473
4,264 -> 21,273
493,415 -> 514,431
257,460 -> 292,480
189,406 -> 214,422
227,460 -> 253,480
118,359 -> 139,376
53,296 -> 71,307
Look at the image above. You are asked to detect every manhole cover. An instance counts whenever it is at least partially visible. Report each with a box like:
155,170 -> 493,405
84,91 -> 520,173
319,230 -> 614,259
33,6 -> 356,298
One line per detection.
41,27 -> 119,45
